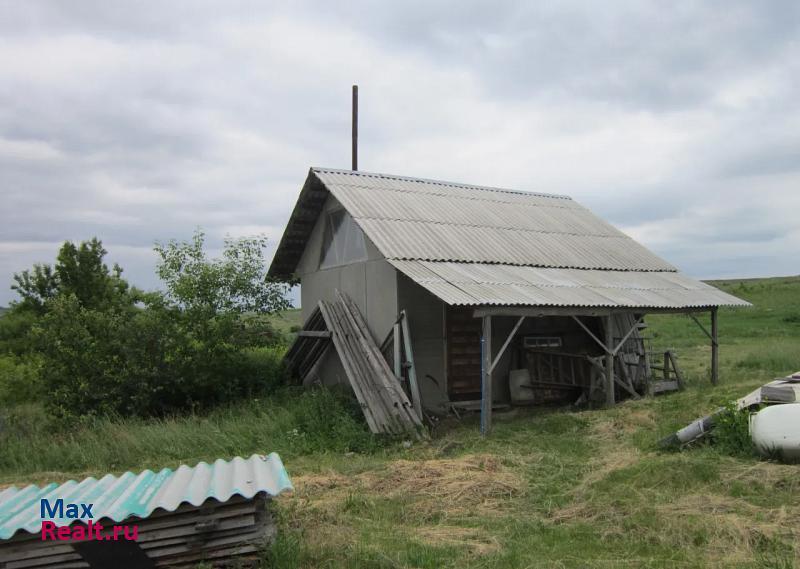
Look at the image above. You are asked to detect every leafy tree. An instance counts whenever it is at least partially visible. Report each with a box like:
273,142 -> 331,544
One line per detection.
11,238 -> 132,315
30,230 -> 291,419
10,264 -> 58,315
55,238 -> 131,310
154,230 -> 291,316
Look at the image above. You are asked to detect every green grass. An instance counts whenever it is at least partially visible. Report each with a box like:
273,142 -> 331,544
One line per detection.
2,277 -> 800,567
0,388 -> 382,484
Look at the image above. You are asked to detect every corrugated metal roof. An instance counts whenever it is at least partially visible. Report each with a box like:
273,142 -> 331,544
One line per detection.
390,260 -> 750,308
0,453 -> 292,539
313,169 -> 676,272
268,168 -> 747,309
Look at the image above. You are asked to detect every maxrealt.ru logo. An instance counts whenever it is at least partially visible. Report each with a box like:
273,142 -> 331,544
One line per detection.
40,498 -> 138,541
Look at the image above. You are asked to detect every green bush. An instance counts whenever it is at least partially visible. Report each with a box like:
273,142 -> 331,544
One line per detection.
711,403 -> 754,457
33,295 -> 289,419
0,309 -> 39,356
9,233 -> 292,421
0,355 -> 41,405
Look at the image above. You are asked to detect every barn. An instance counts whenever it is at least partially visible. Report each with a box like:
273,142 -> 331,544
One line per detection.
268,168 -> 749,434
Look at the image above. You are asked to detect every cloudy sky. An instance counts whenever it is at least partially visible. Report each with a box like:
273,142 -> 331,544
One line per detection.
1,1 -> 799,306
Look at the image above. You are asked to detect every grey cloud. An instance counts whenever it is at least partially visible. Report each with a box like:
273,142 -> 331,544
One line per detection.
0,1 -> 799,305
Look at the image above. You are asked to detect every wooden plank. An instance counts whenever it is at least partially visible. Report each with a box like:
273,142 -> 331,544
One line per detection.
572,316 -> 609,354
329,300 -> 397,432
393,322 -> 401,379
616,356 -> 640,399
297,331 -> 331,339
489,316 -> 524,374
337,294 -> 417,432
316,292 -> 422,436
666,351 -> 685,389
652,380 -> 680,394
318,301 -> 380,433
399,310 -> 423,420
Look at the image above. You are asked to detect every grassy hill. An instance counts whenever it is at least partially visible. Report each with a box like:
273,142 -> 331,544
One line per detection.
2,277 -> 799,567
267,307 -> 303,337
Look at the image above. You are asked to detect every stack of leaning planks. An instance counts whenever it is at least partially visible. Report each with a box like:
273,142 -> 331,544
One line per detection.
318,291 -> 423,436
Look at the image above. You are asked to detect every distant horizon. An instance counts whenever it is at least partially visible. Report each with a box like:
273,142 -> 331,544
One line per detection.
2,274 -> 799,311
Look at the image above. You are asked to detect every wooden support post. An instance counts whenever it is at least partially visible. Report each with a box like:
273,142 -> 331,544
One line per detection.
604,315 -> 615,406
711,307 -> 719,385
481,315 -> 492,437
393,322 -> 401,379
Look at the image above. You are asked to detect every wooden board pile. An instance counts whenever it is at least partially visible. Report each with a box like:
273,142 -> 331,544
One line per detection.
284,290 -> 423,436
318,291 -> 423,436
0,494 -> 273,568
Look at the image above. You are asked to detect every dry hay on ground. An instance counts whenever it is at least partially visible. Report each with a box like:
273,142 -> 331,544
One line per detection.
359,454 -> 522,518
719,460 -> 800,492
284,454 -> 522,555
655,494 -> 800,562
413,524 -> 500,556
292,454 -> 523,520
589,407 -> 656,443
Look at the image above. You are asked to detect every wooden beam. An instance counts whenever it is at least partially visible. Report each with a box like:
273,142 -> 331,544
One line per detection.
711,307 -> 719,385
688,314 -> 714,342
571,315 -> 609,354
393,322 -> 401,379
604,315 -> 615,406
476,306 -> 612,318
473,306 -> 720,319
480,315 -> 493,437
297,330 -> 331,339
489,316 -> 525,374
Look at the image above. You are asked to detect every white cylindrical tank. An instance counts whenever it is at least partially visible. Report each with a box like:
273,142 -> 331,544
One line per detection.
750,404 -> 800,462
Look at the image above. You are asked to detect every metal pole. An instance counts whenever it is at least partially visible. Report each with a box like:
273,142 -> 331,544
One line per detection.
480,315 -> 493,436
605,315 -> 615,406
711,307 -> 719,385
351,85 -> 358,171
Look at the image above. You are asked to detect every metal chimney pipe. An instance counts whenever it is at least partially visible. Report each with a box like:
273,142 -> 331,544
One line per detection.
352,85 -> 358,171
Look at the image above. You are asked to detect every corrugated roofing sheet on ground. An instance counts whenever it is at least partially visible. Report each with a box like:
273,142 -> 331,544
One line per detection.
314,168 -> 676,272
390,260 -> 750,308
0,453 -> 292,539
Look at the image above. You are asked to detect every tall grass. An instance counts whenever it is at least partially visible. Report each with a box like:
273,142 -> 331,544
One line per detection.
0,387 -> 382,481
